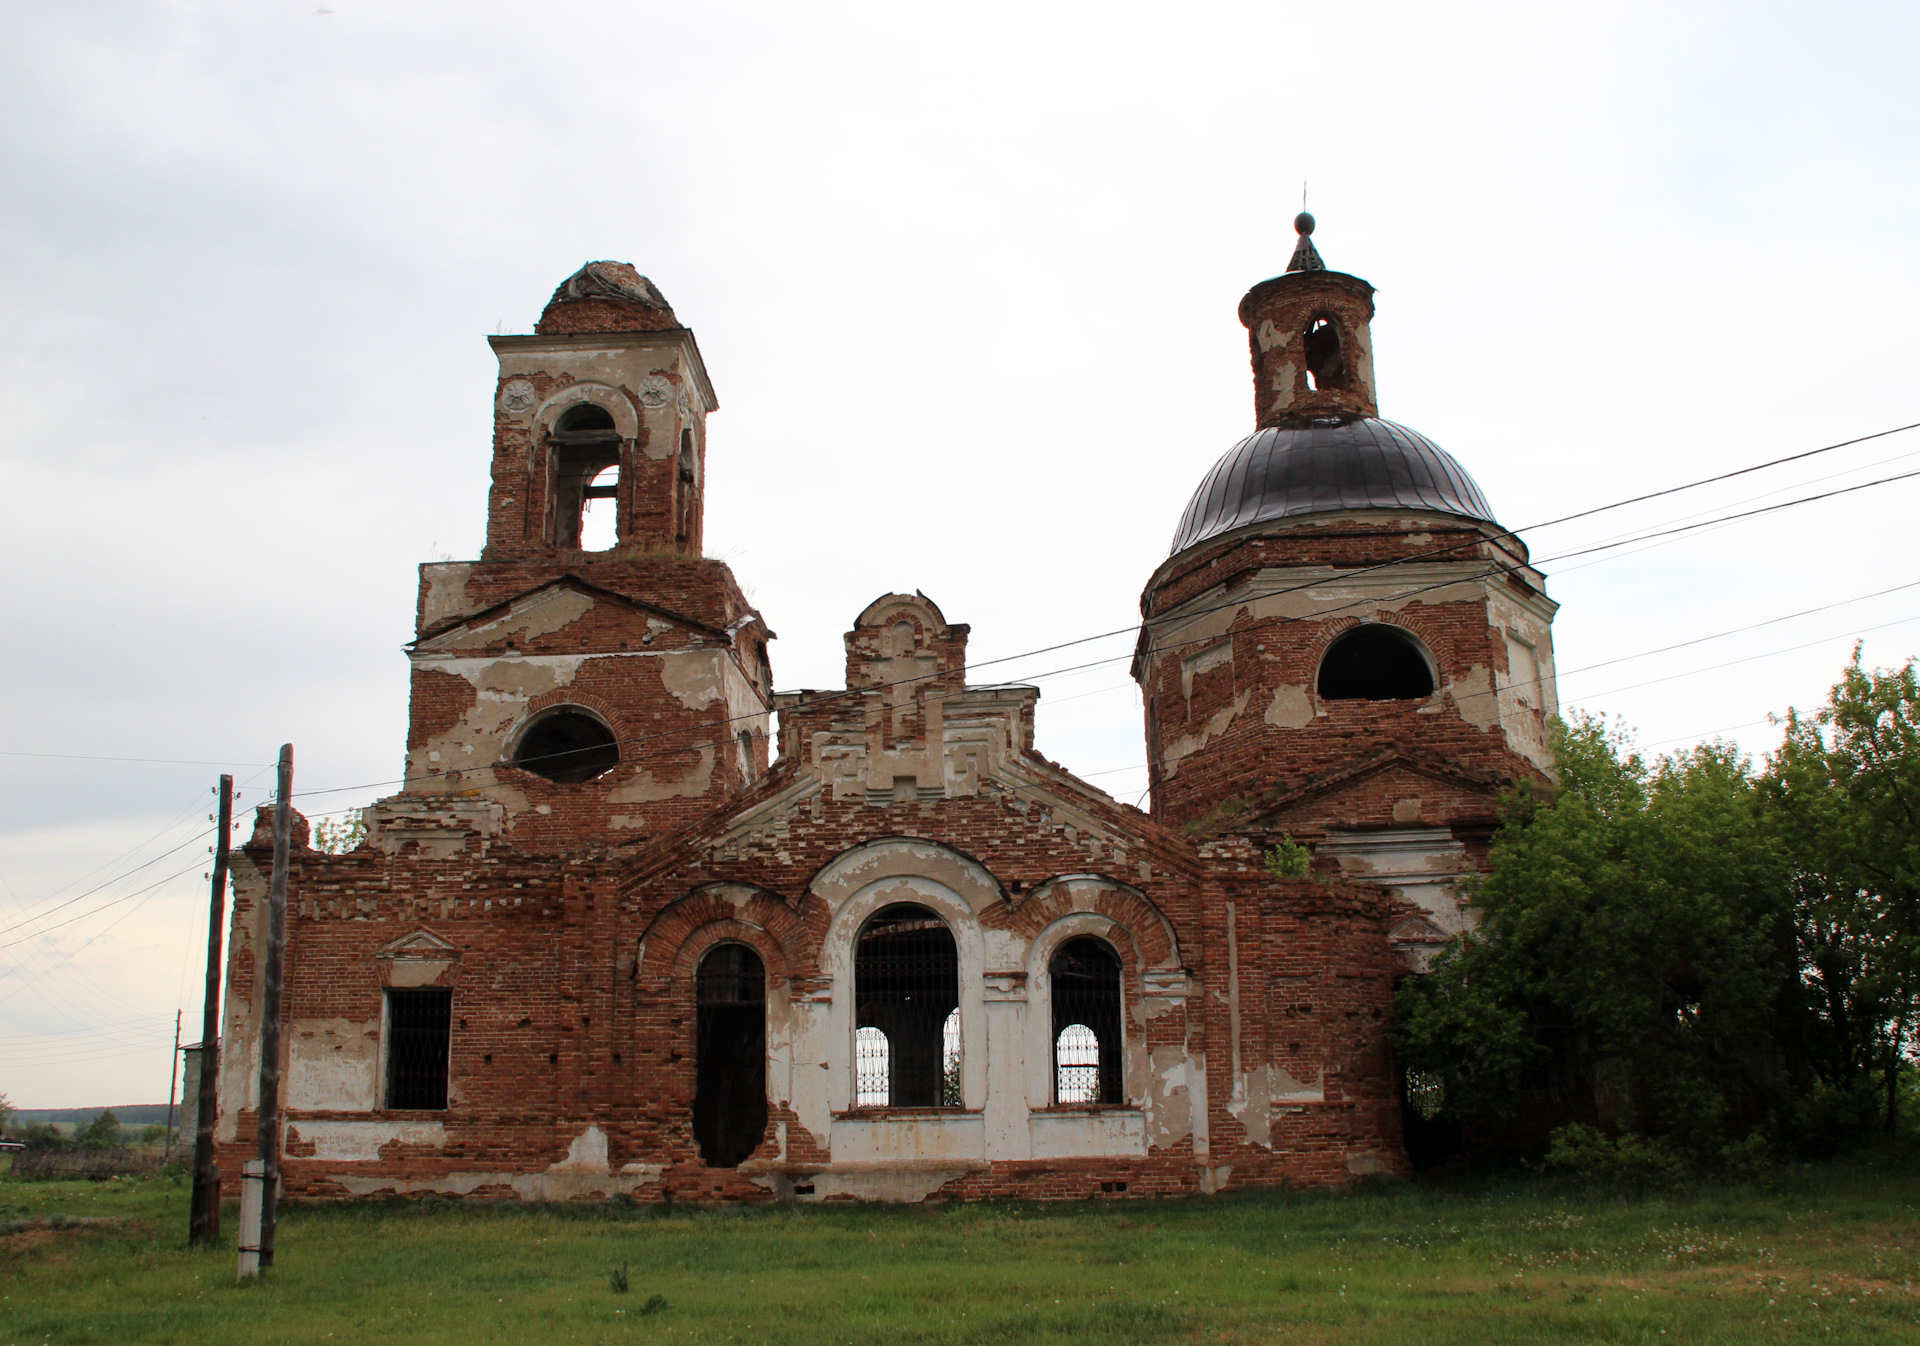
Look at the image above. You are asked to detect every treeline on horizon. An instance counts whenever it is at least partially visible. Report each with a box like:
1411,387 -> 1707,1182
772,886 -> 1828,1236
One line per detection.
7,1105 -> 173,1127
1395,647 -> 1920,1181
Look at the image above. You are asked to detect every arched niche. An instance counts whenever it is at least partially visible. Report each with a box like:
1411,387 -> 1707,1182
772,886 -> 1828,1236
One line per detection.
817,865 -> 989,1113
1015,878 -> 1184,1112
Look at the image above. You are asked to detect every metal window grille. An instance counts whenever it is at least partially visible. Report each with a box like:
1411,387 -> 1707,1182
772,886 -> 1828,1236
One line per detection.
1051,937 -> 1123,1105
941,1009 -> 962,1107
386,988 -> 451,1110
854,904 -> 959,1108
1404,1068 -> 1446,1122
696,943 -> 766,1007
694,943 -> 767,1168
855,1027 -> 890,1106
1055,1024 -> 1101,1103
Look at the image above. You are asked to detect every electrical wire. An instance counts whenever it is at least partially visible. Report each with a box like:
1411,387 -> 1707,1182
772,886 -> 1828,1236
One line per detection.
13,424 -> 1919,1064
0,750 -> 273,767
0,828 -> 217,944
0,857 -> 211,953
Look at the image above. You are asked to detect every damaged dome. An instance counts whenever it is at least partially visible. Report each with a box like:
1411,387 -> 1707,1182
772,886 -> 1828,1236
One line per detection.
536,261 -> 680,335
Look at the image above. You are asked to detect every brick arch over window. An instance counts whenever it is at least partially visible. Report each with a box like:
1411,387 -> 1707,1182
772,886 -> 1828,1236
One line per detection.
1305,613 -> 1445,679
635,883 -> 823,998
806,836 -> 1004,920
507,687 -> 634,770
1001,874 -> 1182,975
1008,877 -> 1188,1113
522,686 -> 630,730
532,381 -> 641,441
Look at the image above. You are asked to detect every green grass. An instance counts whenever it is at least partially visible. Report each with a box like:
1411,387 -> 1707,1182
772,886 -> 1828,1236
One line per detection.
3,1159 -> 1918,1345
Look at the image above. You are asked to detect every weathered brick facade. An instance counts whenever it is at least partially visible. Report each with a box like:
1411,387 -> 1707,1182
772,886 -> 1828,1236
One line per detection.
216,236 -> 1557,1201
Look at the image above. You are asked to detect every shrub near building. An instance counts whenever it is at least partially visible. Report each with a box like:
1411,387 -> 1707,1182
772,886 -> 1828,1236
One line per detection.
1394,653 -> 1920,1171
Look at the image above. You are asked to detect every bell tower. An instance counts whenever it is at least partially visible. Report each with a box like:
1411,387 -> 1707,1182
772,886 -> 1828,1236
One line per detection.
482,262 -> 713,561
1239,214 -> 1380,427
384,262 -> 774,853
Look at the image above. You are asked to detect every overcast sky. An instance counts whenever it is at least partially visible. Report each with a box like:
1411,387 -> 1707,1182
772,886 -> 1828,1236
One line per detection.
3,0 -> 1916,1110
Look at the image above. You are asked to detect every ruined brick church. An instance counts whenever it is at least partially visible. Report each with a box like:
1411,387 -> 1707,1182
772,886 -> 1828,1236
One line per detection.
216,218 -> 1559,1201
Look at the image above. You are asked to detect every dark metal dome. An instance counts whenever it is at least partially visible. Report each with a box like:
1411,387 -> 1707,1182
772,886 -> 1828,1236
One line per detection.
1169,417 -> 1497,556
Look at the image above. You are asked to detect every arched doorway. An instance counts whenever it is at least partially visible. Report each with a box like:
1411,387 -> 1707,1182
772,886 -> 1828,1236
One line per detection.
693,943 -> 767,1168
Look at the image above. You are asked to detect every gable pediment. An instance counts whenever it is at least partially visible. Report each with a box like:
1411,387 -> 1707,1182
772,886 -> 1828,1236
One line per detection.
376,928 -> 461,961
1237,750 -> 1507,834
1388,914 -> 1451,946
411,575 -> 726,654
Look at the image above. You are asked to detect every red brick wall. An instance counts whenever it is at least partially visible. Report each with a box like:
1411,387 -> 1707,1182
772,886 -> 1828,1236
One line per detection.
1138,518 -> 1548,837
224,776 -> 1415,1202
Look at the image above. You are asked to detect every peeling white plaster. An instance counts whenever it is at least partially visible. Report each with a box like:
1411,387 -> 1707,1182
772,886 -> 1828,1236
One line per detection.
1159,690 -> 1250,778
1264,682 -> 1313,729
292,1120 -> 446,1162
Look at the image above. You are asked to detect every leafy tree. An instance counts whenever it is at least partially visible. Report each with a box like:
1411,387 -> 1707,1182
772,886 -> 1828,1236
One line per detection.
312,813 -> 368,854
1263,836 -> 1312,879
1393,714 -> 1797,1161
1764,649 -> 1920,1136
22,1121 -> 67,1151
76,1108 -> 122,1149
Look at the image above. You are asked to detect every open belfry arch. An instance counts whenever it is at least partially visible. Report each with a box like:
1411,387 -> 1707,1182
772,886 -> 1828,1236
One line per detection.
216,229 -> 1557,1202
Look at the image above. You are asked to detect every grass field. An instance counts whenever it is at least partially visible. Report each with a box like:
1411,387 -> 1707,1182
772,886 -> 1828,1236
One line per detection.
3,1157 -> 1918,1345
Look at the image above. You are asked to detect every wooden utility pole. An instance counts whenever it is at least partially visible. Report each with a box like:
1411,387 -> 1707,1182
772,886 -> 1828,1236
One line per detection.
239,746 -> 290,1279
190,773 -> 232,1246
163,1009 -> 181,1159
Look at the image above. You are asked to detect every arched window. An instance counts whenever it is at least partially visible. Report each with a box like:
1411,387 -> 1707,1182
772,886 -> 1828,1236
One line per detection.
693,944 -> 767,1168
675,427 -> 697,547
550,403 -> 621,550
513,708 -> 619,784
854,904 -> 959,1108
1303,312 -> 1345,392
1050,937 -> 1123,1105
1316,625 -> 1435,701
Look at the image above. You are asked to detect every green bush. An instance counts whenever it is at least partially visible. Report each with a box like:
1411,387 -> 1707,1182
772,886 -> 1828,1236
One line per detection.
1545,1124 -> 1691,1188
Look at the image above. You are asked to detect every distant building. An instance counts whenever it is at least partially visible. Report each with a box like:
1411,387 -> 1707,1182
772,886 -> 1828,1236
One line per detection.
218,223 -> 1557,1201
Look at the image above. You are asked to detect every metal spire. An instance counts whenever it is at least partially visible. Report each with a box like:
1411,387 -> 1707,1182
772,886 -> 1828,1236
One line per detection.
1286,211 -> 1325,273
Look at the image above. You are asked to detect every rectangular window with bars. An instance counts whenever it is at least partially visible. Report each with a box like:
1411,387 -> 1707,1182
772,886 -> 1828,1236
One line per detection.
385,988 -> 452,1110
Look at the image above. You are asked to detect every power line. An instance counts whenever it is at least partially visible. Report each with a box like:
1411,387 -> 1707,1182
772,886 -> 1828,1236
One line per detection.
1572,615 -> 1920,702
1457,576 -> 1920,705
0,750 -> 274,767
15,427 -> 1918,1057
286,445 -> 1919,808
0,839 -> 214,947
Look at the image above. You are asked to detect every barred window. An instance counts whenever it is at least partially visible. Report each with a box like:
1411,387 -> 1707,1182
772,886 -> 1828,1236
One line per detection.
855,1027 -> 890,1106
1050,937 -> 1123,1105
941,1009 -> 962,1107
854,904 -> 959,1108
1055,1024 -> 1101,1103
385,988 -> 452,1110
